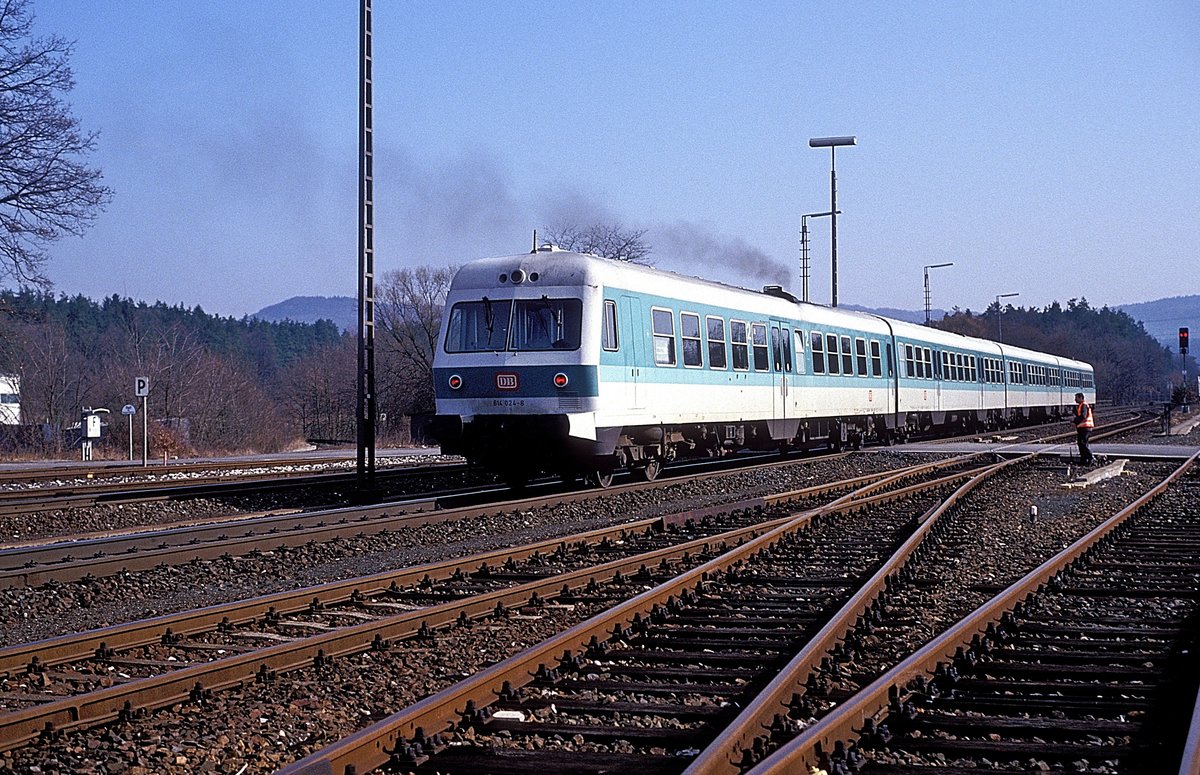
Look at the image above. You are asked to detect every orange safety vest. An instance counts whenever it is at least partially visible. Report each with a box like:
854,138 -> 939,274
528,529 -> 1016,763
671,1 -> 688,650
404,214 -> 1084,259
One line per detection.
1075,402 -> 1094,429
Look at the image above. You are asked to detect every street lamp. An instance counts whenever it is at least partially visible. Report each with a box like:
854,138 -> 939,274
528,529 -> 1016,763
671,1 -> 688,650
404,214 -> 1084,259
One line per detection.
923,262 -> 954,325
996,292 -> 1019,342
800,210 -> 839,303
809,135 -> 857,307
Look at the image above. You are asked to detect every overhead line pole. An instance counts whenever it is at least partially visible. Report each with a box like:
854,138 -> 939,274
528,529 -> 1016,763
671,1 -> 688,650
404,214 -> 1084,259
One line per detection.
356,0 -> 377,500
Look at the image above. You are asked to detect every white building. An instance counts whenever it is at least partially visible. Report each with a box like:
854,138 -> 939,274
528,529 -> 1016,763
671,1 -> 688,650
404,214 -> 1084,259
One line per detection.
0,374 -> 20,425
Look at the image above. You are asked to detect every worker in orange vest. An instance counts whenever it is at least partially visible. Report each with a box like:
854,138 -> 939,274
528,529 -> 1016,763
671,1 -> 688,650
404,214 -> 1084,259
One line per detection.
1072,392 -> 1094,465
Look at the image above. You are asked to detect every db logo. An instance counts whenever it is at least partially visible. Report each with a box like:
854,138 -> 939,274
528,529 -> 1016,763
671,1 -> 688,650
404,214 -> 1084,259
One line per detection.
496,373 -> 519,390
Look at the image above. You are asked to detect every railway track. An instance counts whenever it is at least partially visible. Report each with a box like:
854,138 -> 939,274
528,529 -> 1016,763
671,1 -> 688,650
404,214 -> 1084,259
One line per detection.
267,454 -> 1193,775
745,451 -> 1200,775
3,449 -> 1192,773
0,454 -> 376,487
0,459 -> 471,520
0,451 -> 892,589
0,455 -> 981,757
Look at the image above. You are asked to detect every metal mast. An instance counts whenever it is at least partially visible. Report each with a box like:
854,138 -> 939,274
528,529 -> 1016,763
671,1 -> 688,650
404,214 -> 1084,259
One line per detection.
356,0 -> 377,498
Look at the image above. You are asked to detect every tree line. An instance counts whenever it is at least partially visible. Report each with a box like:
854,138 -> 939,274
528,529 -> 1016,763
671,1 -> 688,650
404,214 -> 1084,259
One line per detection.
935,298 -> 1193,405
0,269 -> 450,456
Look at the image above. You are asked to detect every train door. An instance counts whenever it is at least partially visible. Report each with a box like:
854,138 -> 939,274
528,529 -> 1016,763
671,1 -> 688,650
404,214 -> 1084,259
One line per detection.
770,321 -> 791,422
620,296 -> 644,409
935,350 -> 945,412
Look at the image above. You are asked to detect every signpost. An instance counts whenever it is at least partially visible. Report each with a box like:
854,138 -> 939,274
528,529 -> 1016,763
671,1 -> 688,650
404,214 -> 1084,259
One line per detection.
122,404 -> 136,461
135,377 -> 150,466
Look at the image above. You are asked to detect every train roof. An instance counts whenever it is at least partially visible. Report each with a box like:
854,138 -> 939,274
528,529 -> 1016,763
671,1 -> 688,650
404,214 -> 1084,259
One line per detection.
450,251 -> 1091,370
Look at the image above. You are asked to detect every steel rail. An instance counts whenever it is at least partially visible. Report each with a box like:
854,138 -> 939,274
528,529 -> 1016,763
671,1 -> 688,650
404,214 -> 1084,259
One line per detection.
0,450 -> 935,589
274,459 -> 999,775
745,450 -> 1199,774
0,454 -> 374,484
0,515 -> 662,677
0,455 -> 977,756
0,462 -> 471,519
0,498 -> 791,752
682,453 -> 1029,775
0,454 -> 979,676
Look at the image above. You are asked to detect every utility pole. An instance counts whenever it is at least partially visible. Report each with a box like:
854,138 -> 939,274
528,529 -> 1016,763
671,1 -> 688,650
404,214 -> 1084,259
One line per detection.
355,0 -> 378,501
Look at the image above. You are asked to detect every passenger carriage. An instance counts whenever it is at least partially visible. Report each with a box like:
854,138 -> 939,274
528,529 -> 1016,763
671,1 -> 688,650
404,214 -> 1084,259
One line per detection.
431,248 -> 1095,486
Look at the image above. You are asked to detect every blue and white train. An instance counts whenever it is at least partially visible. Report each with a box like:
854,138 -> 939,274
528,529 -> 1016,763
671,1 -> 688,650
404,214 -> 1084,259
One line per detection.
430,248 -> 1095,486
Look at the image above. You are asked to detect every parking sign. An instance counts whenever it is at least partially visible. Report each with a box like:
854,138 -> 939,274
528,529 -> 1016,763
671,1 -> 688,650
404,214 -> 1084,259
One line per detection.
135,376 -> 150,397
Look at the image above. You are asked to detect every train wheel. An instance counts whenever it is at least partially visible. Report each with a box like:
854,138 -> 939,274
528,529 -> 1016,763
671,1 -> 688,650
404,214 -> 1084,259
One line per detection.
589,469 -> 614,488
639,459 -> 661,482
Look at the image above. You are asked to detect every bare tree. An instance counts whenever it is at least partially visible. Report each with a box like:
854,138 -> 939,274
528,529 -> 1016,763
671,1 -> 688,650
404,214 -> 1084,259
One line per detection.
281,340 -> 357,444
377,265 -> 456,416
540,223 -> 652,264
0,0 -> 112,286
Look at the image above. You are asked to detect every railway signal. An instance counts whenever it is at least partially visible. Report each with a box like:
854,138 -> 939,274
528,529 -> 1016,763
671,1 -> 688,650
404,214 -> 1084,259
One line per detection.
1180,327 -> 1189,355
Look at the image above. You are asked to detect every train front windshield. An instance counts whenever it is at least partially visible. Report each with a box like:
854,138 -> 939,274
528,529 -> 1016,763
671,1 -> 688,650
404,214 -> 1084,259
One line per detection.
445,297 -> 582,352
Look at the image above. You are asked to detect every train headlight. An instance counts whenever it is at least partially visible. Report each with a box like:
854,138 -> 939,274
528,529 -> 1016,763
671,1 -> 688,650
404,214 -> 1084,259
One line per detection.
448,374 -> 463,390
553,372 -> 569,388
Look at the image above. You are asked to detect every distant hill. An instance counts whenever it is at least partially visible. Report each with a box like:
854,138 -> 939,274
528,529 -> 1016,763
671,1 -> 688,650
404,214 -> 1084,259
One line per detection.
254,296 -> 357,333
1115,295 -> 1198,350
251,292 -> 1199,351
842,304 -> 942,325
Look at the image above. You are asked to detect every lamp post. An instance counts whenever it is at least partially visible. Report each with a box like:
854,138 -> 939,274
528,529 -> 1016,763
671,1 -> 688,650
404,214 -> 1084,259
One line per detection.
923,262 -> 954,325
996,292 -> 1019,342
809,135 -> 856,307
800,210 -> 839,303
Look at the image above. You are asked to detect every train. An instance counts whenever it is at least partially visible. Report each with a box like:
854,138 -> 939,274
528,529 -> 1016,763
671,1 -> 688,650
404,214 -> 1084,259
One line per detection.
430,248 -> 1095,487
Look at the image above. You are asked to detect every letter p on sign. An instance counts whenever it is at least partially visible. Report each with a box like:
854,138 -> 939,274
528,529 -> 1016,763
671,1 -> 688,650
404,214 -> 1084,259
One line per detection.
135,376 -> 150,397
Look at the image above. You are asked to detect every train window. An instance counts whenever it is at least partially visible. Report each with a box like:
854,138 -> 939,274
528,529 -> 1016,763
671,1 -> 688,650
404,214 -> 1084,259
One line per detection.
651,308 -> 676,366
511,298 -> 584,351
770,326 -> 782,371
969,356 -> 977,382
782,328 -> 793,371
923,348 -> 933,379
840,336 -> 853,375
827,333 -> 841,375
794,330 -> 806,374
707,316 -> 727,369
887,343 -> 894,377
811,331 -> 825,374
855,338 -> 868,376
870,341 -> 882,377
752,324 -> 770,371
444,298 -> 513,352
681,312 -> 702,367
904,344 -> 915,378
731,320 -> 749,370
941,351 -> 950,381
602,300 -> 619,351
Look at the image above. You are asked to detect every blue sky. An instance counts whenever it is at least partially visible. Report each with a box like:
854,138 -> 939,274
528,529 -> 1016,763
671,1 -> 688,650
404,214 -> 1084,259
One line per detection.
27,1 -> 1200,318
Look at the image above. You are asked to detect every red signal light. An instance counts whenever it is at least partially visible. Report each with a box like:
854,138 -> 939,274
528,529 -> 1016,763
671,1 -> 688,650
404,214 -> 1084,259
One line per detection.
1181,327 -> 1190,354
448,374 -> 463,390
553,373 -> 569,388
